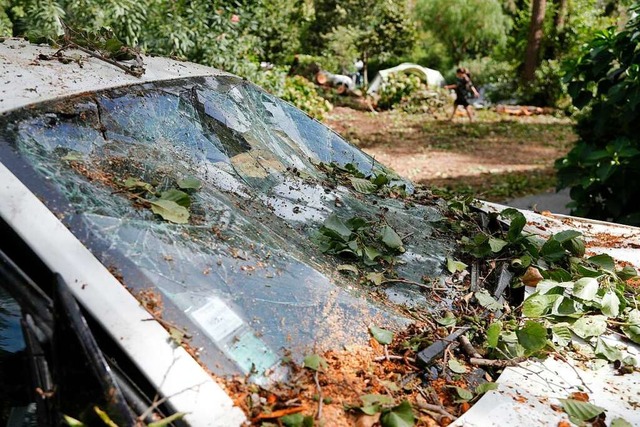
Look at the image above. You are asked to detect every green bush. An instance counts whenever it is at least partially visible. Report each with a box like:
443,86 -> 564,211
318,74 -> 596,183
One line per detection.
280,75 -> 332,120
376,73 -> 422,110
516,59 -> 568,108
556,2 -> 640,225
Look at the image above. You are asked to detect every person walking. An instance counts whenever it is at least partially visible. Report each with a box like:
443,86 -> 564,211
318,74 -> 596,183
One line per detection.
445,67 -> 480,122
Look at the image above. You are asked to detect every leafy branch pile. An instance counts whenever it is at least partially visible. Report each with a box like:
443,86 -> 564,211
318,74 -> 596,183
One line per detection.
442,199 -> 640,363
314,213 -> 404,275
317,162 -> 408,198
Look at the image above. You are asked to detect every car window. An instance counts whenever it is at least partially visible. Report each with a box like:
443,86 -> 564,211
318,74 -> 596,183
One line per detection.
0,76 -> 454,380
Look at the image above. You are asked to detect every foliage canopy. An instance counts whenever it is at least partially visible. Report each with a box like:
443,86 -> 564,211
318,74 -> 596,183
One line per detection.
556,1 -> 640,225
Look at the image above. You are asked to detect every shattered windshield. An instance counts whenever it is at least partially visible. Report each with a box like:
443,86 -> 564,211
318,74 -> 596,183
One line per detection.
0,75 -> 455,379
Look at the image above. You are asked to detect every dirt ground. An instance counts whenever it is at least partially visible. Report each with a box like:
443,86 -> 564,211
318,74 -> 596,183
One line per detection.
323,107 -> 577,201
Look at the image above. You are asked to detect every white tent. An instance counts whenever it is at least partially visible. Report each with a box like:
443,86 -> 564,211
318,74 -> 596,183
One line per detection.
367,63 -> 445,95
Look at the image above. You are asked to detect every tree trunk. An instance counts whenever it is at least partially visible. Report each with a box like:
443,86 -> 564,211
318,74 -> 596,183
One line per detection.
522,0 -> 547,82
553,0 -> 567,31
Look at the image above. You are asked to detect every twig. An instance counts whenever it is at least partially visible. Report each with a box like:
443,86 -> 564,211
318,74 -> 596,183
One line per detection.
469,357 -> 525,368
252,406 -> 305,422
373,354 -> 417,363
553,352 -> 593,393
139,381 -> 205,422
381,278 -> 447,291
314,370 -> 323,420
458,335 -> 481,359
415,399 -> 457,421
142,316 -> 192,339
66,42 -> 144,77
384,344 -> 390,361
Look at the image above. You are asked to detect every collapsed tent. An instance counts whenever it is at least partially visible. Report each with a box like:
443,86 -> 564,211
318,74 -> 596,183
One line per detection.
367,63 -> 445,95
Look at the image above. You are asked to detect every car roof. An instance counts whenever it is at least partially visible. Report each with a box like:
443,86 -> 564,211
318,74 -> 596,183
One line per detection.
0,38 -> 226,114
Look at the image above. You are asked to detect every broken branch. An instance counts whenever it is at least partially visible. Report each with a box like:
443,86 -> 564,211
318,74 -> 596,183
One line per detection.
469,357 -> 525,368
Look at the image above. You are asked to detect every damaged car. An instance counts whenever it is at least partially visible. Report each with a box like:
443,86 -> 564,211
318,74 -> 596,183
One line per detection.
1,38 -> 639,427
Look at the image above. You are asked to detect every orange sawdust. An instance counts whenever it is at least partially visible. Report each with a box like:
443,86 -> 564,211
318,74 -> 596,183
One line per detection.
217,337 -> 479,426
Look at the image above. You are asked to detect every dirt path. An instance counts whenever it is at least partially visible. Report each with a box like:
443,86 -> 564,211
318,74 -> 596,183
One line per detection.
324,107 -> 577,200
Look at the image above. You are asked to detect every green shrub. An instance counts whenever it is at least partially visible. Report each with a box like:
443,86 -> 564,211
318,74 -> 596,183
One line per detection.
516,59 -> 568,108
556,2 -> 640,225
280,75 -> 332,120
376,73 -> 422,110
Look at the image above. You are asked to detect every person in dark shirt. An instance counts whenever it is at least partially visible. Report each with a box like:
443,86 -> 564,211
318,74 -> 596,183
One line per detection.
445,67 -> 480,121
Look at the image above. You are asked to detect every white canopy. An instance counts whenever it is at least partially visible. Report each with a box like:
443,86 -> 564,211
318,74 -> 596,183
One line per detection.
367,62 -> 445,94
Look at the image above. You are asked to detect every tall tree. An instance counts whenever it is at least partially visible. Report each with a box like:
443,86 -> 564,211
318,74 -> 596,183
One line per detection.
521,0 -> 546,81
415,0 -> 511,64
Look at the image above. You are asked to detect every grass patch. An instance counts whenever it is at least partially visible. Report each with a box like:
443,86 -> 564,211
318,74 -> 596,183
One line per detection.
424,167 -> 558,202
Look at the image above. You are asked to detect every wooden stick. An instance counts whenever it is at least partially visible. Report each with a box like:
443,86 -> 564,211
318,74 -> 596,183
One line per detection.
458,335 -> 481,359
469,357 -> 525,368
252,406 -> 305,421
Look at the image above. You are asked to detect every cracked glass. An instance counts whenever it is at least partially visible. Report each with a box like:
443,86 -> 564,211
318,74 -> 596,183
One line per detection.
0,75 -> 455,380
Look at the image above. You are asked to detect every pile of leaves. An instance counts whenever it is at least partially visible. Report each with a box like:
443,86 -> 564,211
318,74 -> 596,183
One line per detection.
220,176 -> 639,426
281,75 -> 333,120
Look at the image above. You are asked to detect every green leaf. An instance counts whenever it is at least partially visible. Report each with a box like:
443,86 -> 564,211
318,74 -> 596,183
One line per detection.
364,245 -> 382,262
370,325 -> 394,345
485,321 -> 502,348
93,407 -> 118,427
446,257 -> 467,274
594,337 -> 622,362
349,176 -> 377,194
372,174 -> 390,187
61,151 -> 85,161
475,290 -> 502,311
322,214 -> 352,241
280,413 -> 314,427
148,199 -> 190,224
571,315 -> 608,339
361,394 -> 394,407
148,412 -> 188,427
563,237 -> 586,257
177,176 -> 202,190
621,309 -> 640,344
436,312 -> 457,327
522,293 -> 561,318
366,272 -> 385,286
337,264 -> 359,275
572,277 -> 599,301
618,266 -> 638,280
159,189 -> 191,207
601,290 -> 620,317
559,399 -> 605,422
552,230 -> 582,243
448,358 -> 467,374
500,208 -> 526,242
516,320 -> 548,352
449,386 -> 474,402
380,401 -> 415,427
360,394 -> 393,415
551,296 -> 583,317
63,415 -> 86,427
124,177 -> 154,192
475,382 -> 498,395
488,237 -> 508,253
303,354 -> 327,371
611,418 -> 633,427
588,254 -> 615,272
541,239 -> 566,262
380,226 -> 404,251
551,324 -> 573,347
